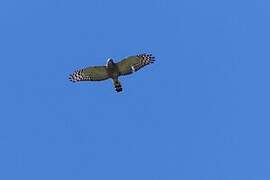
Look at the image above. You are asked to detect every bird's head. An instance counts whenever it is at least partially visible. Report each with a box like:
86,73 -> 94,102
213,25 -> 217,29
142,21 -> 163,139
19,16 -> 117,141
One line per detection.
106,58 -> 114,67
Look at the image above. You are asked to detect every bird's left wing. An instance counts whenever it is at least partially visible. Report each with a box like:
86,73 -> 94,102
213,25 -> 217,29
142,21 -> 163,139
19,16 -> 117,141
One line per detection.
69,66 -> 109,82
116,54 -> 155,76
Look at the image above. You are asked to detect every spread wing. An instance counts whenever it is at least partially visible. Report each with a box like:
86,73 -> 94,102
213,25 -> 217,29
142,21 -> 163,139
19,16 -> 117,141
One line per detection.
69,66 -> 109,82
116,54 -> 155,76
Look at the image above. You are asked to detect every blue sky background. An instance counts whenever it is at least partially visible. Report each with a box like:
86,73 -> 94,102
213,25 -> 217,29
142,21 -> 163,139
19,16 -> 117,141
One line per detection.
1,0 -> 270,179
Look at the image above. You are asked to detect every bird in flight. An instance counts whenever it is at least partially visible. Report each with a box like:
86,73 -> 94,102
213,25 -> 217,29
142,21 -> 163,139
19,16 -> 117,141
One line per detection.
69,53 -> 155,92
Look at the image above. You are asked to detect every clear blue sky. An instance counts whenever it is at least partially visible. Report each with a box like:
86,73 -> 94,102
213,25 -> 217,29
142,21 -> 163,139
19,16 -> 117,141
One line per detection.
1,0 -> 270,179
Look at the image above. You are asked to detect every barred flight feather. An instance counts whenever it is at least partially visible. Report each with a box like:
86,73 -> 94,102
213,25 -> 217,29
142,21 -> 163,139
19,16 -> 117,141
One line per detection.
69,70 -> 92,82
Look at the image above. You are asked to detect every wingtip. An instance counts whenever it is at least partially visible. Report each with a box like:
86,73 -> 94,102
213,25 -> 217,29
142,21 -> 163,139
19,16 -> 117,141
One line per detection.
68,75 -> 76,83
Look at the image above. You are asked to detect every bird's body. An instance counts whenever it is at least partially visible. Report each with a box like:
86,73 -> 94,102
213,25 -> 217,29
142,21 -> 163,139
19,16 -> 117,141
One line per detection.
69,53 -> 155,92
106,59 -> 119,79
106,59 -> 122,92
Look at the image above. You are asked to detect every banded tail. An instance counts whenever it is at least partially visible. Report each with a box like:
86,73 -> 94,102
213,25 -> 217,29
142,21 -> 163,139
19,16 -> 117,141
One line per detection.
113,79 -> 123,92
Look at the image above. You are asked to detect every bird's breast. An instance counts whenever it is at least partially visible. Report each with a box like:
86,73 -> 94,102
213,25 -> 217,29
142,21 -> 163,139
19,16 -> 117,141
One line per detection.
106,66 -> 119,79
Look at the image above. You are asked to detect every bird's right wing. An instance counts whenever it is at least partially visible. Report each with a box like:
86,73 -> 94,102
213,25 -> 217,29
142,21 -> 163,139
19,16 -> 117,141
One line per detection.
69,66 -> 109,82
116,54 -> 155,76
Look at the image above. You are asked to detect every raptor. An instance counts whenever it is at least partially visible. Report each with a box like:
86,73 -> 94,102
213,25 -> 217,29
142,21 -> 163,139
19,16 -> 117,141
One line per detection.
69,53 -> 155,92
